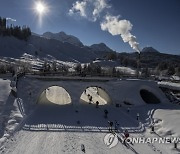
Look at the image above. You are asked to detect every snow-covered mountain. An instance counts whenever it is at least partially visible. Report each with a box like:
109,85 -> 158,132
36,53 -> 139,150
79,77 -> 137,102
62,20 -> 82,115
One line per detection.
42,31 -> 84,47
0,34 -> 114,63
0,32 -> 117,63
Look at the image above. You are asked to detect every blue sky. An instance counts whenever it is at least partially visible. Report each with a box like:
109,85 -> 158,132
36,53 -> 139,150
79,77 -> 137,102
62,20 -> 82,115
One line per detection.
0,0 -> 180,54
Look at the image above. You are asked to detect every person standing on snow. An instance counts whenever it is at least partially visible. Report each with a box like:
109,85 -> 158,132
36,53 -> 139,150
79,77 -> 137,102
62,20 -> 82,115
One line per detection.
89,95 -> 92,104
123,129 -> 129,144
108,121 -> 113,132
96,101 -> 99,108
96,87 -> 99,95
136,113 -> 140,121
104,109 -> 108,118
114,120 -> 119,132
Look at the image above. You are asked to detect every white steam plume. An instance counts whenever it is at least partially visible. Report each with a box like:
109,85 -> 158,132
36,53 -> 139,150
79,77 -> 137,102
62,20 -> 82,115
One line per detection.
69,1 -> 140,52
101,15 -> 140,53
6,18 -> 16,22
92,0 -> 111,21
69,0 -> 110,22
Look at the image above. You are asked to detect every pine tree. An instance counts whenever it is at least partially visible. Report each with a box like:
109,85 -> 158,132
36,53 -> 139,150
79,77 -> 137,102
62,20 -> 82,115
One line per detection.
75,64 -> 82,73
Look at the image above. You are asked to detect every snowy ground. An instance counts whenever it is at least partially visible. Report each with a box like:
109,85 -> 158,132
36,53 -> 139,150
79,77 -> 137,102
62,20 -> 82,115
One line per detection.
116,66 -> 136,75
0,76 -> 180,154
3,104 -> 180,154
153,109 -> 180,137
0,78 -> 11,136
158,81 -> 180,91
0,77 -> 25,148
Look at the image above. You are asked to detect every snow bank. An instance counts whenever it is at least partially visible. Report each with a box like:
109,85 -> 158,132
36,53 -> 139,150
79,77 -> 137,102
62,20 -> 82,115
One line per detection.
153,109 -> 180,137
0,97 -> 25,147
0,78 -> 11,137
158,81 -> 180,91
0,78 -> 11,105
0,78 -> 25,148
116,66 -> 136,75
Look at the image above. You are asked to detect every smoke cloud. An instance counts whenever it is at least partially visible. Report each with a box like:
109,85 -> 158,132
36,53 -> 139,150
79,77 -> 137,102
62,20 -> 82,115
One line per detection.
92,0 -> 111,21
101,15 -> 140,53
6,18 -> 16,22
69,1 -> 140,52
69,0 -> 110,22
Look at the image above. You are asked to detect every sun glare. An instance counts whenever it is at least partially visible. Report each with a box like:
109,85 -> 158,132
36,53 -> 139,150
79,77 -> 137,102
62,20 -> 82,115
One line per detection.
34,1 -> 49,27
36,2 -> 46,15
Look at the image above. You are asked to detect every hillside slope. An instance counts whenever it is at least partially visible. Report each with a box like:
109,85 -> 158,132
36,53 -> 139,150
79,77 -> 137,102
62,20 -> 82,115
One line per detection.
42,31 -> 84,47
0,31 -> 117,63
0,35 -> 97,63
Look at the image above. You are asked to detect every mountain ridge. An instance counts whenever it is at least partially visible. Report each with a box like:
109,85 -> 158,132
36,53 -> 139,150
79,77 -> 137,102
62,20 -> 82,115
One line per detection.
42,31 -> 84,47
0,34 -> 113,63
0,32 -> 179,66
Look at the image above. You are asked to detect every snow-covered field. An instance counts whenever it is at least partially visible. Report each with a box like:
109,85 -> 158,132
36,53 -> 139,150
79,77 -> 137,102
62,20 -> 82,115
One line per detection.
0,76 -> 180,154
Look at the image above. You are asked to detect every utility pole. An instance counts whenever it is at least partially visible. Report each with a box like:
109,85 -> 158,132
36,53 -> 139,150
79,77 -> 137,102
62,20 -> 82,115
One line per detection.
137,52 -> 141,78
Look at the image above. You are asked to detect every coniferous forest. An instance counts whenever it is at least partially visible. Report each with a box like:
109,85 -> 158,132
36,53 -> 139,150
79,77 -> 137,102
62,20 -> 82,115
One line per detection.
0,17 -> 31,41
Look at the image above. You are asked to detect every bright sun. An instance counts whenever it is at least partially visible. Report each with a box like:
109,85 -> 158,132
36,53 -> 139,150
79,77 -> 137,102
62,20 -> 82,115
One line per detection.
36,2 -> 46,14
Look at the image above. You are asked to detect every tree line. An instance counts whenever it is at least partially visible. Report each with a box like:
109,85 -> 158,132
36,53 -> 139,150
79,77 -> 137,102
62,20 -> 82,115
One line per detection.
0,17 -> 31,41
103,52 -> 180,76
